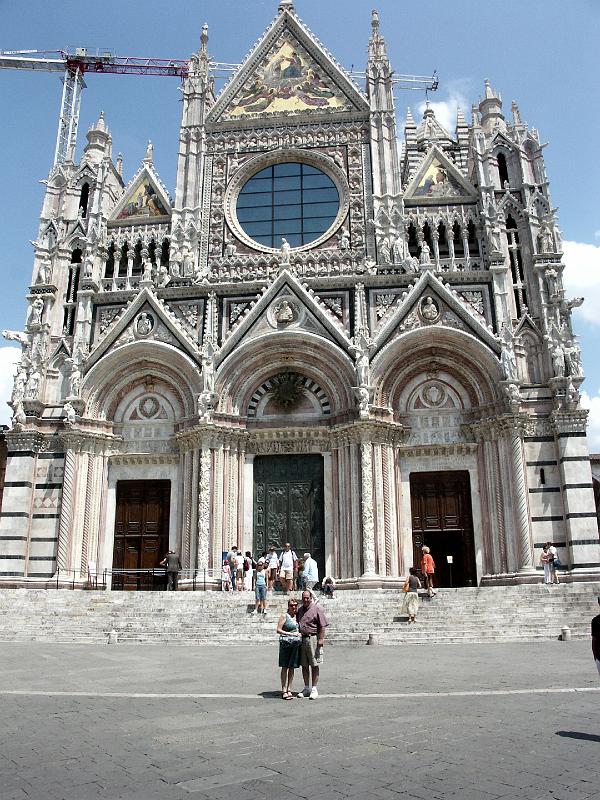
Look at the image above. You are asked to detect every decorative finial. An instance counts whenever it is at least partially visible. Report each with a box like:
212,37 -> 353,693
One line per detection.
405,107 -> 416,126
371,9 -> 380,29
144,140 -> 153,163
116,152 -> 123,177
201,23 -> 208,52
96,110 -> 106,132
278,0 -> 294,12
511,100 -> 522,126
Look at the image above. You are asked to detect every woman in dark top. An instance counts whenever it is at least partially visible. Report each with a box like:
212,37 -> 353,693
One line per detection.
402,567 -> 422,623
276,598 -> 301,699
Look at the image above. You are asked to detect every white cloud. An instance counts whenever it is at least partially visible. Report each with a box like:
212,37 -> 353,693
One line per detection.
0,347 -> 21,427
580,389 -> 600,453
562,240 -> 600,326
416,82 -> 471,135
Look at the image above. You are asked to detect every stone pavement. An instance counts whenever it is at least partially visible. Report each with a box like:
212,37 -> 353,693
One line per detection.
0,641 -> 599,800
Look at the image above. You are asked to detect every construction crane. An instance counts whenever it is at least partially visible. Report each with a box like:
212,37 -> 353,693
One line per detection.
0,48 -> 438,168
0,48 -> 238,167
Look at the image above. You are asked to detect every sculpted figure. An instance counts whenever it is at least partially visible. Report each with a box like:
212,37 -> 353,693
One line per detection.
68,361 -> 81,397
225,238 -> 237,258
351,334 -> 371,387
280,238 -> 291,266
500,342 -> 517,380
419,240 -> 432,265
201,342 -> 215,394
552,341 -> 566,377
12,366 -> 27,405
142,260 -> 153,283
565,379 -> 579,410
392,234 -> 407,263
36,260 -> 51,284
12,402 -> 26,429
25,369 -> 40,400
504,382 -> 521,406
356,386 -> 370,418
63,401 -> 76,425
136,312 -> 154,337
565,340 -> 583,378
3,330 -> 30,347
421,296 -> 439,322
275,300 -> 294,324
379,237 -> 391,264
29,298 -> 44,328
198,390 -> 215,421
339,230 -> 350,251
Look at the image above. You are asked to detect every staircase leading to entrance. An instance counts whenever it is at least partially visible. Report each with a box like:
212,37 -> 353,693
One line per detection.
0,584 -> 598,645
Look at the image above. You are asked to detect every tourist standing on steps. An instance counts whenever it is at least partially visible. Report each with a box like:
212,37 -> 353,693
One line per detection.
421,546 -> 437,597
402,567 -> 422,623
253,560 -> 268,615
540,542 -> 553,584
592,596 -> 600,677
243,551 -> 254,592
296,590 -> 329,699
234,549 -> 245,591
160,550 -> 181,591
267,547 -> 279,593
302,552 -> 319,591
227,545 -> 239,591
277,598 -> 301,699
279,542 -> 297,595
221,560 -> 231,591
548,541 -> 560,584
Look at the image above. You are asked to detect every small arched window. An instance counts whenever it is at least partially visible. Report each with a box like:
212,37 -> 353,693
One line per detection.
132,240 -> 143,276
79,182 -> 90,218
506,215 -> 527,317
497,152 -> 509,187
467,220 -> 479,257
105,243 -> 116,278
118,243 -> 129,277
453,222 -> 465,257
407,224 -> 419,258
437,222 -> 449,258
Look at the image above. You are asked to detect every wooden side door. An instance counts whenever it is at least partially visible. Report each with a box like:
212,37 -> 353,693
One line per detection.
112,480 -> 170,590
410,471 -> 476,587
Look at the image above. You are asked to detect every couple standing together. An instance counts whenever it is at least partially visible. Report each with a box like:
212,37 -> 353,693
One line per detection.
276,591 -> 329,700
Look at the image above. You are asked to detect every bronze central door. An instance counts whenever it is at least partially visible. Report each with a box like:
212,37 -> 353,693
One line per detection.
112,480 -> 171,590
253,455 -> 324,577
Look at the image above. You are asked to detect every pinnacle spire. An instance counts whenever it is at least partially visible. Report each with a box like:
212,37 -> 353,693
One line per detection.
368,7 -> 388,61
278,0 -> 295,12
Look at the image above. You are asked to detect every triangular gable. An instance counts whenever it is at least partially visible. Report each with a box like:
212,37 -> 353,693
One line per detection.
489,129 -> 519,154
513,313 -> 543,341
404,146 -> 478,205
208,11 -> 368,123
217,269 -> 351,365
108,163 -> 171,225
372,271 -> 500,357
86,288 -> 201,370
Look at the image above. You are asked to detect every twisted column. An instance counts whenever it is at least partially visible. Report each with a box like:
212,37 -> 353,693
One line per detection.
360,440 -> 376,576
56,449 -> 76,571
493,444 -> 507,572
197,447 -> 211,570
510,428 -> 533,570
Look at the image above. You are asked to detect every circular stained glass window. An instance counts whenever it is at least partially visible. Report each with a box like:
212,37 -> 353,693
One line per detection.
236,162 -> 340,249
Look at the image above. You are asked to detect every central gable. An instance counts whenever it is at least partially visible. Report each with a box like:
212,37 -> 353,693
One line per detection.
208,11 -> 368,124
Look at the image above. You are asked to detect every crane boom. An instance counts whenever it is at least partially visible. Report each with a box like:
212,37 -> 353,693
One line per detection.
0,48 -> 439,167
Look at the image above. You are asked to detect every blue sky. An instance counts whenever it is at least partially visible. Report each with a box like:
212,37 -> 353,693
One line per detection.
1,0 -> 599,443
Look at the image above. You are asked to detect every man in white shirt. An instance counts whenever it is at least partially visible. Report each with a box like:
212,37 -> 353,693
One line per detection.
278,542 -> 297,595
267,547 -> 279,593
302,552 -> 319,591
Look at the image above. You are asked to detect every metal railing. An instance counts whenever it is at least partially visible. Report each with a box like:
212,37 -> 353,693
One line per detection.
49,567 -> 225,591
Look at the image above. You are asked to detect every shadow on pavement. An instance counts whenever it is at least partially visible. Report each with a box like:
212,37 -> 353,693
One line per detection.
556,730 -> 600,743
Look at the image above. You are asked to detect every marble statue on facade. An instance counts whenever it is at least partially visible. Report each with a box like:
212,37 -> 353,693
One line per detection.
29,298 -> 44,328
280,238 -> 291,266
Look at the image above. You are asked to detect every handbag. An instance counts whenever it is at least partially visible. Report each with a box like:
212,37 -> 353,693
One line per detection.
279,634 -> 300,646
402,580 -> 410,593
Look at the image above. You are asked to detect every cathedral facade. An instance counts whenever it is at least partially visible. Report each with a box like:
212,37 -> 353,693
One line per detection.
1,2 -> 599,589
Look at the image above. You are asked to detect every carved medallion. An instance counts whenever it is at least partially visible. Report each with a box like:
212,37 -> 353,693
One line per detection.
135,311 -> 155,338
138,395 -> 160,419
421,382 -> 446,408
419,296 -> 440,324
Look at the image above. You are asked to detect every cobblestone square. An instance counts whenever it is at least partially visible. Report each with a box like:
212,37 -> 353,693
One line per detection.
0,641 -> 598,799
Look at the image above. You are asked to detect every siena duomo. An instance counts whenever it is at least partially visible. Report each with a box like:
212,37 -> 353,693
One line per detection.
1,0 -> 598,590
